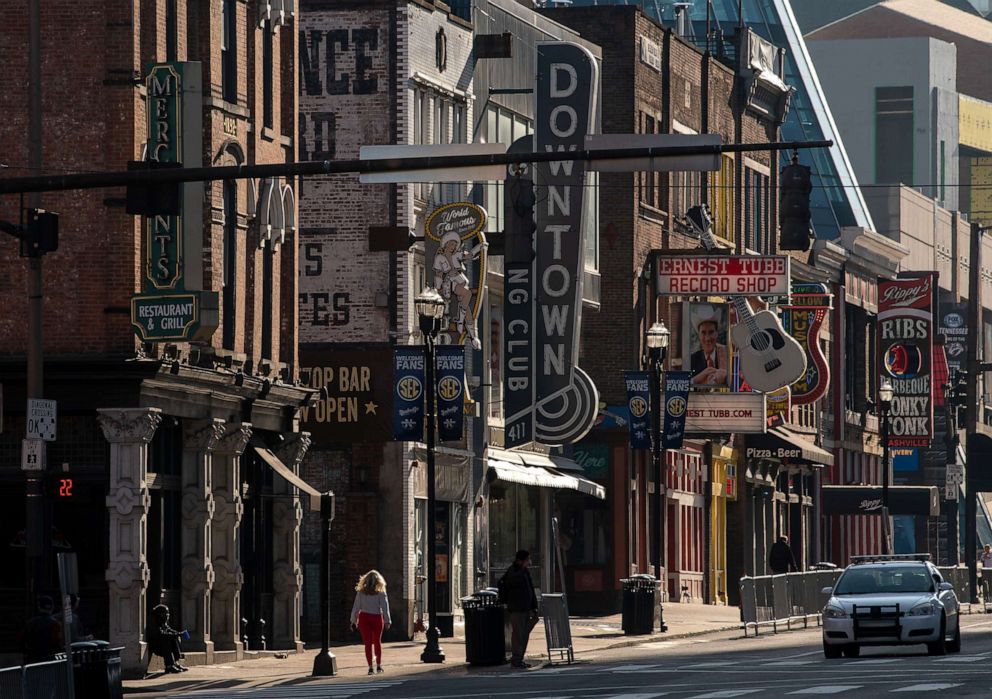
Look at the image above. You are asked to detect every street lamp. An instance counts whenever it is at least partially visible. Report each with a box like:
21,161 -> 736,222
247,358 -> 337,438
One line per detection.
646,321 -> 670,633
878,378 -> 894,555
415,287 -> 446,663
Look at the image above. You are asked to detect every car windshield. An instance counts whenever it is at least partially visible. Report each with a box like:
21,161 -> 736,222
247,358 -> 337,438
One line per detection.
833,566 -> 935,595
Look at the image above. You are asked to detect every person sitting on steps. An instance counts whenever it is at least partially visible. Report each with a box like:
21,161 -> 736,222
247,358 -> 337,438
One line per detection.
145,604 -> 188,674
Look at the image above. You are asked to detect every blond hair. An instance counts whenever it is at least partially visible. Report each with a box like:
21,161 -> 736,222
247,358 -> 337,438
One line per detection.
355,570 -> 386,595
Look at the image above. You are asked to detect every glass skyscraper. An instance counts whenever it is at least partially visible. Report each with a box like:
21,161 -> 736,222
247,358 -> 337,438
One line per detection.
567,0 -> 875,240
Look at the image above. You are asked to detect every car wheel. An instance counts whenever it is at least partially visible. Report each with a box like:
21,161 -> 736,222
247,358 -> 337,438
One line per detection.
927,615 -> 947,656
842,644 -> 860,658
947,618 -> 961,653
823,641 -> 843,659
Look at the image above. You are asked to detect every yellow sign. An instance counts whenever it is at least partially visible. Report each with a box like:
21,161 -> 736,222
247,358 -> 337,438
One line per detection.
959,94 -> 992,153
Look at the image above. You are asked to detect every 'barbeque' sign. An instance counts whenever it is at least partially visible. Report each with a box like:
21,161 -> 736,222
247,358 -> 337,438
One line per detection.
877,274 -> 935,447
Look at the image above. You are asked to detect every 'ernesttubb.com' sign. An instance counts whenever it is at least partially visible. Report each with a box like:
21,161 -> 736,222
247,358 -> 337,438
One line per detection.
684,392 -> 767,434
656,256 -> 790,296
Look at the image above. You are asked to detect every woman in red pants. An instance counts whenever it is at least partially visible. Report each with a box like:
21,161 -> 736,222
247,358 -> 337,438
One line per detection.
350,570 -> 391,674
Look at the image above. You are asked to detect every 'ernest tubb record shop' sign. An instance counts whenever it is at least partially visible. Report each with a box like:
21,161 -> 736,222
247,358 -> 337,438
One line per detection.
877,274 -> 936,447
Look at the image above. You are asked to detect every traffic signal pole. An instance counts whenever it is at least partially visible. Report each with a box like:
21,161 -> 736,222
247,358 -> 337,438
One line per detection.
0,140 -> 832,196
966,221 -> 986,603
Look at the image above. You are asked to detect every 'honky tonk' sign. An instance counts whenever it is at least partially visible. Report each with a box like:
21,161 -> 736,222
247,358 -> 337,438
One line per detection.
504,42 -> 601,448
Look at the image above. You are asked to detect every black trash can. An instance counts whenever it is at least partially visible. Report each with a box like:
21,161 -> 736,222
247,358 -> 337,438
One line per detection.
621,574 -> 658,635
71,640 -> 123,699
463,589 -> 506,666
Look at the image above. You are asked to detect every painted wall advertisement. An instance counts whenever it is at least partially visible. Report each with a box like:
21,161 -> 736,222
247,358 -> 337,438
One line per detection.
877,274 -> 936,448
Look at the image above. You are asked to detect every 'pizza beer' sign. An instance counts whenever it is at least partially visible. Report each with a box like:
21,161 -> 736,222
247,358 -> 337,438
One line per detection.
877,274 -> 935,447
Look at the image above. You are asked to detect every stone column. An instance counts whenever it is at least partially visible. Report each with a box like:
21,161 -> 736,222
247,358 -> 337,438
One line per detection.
211,422 -> 251,655
271,432 -> 311,651
97,408 -> 162,676
180,418 -> 225,659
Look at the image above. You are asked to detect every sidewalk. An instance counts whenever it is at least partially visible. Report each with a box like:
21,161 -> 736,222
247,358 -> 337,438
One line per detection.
124,603 -> 741,696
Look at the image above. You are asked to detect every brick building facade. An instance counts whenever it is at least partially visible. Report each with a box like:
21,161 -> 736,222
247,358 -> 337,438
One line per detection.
296,0 -> 476,642
0,0 -> 308,675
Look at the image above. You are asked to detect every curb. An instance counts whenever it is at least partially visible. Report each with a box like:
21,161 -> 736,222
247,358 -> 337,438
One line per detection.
123,622 -> 745,694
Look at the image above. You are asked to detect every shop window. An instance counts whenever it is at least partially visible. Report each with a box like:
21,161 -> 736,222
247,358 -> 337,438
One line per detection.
555,490 -> 609,567
488,483 -> 543,588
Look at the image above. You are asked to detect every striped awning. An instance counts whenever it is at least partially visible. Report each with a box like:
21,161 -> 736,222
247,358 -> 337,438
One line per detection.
486,448 -> 606,500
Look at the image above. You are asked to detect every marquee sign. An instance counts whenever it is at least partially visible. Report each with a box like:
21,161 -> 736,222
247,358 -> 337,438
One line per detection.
782,283 -> 832,405
684,392 -> 767,434
877,274 -> 935,447
656,255 -> 790,296
503,41 -> 601,448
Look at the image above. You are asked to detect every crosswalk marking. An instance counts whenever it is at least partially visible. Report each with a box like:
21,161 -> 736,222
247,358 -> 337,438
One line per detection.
165,679 -> 405,699
599,694 -> 668,699
891,684 -> 963,692
787,687 -> 862,695
762,660 -> 816,666
933,655 -> 985,662
851,658 -> 902,664
688,690 -> 762,699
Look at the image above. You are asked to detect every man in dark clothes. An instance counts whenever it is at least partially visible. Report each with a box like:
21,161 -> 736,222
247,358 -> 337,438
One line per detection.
146,604 -> 188,673
499,549 -> 539,669
21,595 -> 63,663
769,535 -> 799,574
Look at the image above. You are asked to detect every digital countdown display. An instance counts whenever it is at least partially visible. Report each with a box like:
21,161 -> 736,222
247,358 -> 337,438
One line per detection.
47,476 -> 74,498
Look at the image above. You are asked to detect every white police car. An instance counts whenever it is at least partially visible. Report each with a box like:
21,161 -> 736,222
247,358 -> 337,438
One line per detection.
821,554 -> 961,658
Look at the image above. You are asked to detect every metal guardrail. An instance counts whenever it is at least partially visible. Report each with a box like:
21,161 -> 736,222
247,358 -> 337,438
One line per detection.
0,657 -> 73,699
742,565 -> 984,637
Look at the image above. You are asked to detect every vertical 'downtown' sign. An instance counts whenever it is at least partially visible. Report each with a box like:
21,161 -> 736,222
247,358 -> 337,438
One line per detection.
503,42 -> 601,448
877,274 -> 936,447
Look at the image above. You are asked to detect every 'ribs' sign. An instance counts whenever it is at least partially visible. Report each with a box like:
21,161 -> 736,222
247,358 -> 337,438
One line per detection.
877,274 -> 936,447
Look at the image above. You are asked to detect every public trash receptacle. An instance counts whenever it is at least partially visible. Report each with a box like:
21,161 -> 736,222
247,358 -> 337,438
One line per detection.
72,640 -> 124,699
463,590 -> 507,666
621,574 -> 658,635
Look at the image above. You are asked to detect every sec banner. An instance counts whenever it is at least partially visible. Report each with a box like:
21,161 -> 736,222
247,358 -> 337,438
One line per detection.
624,371 -> 651,450
662,371 -> 691,450
435,345 -> 465,442
393,347 -> 425,442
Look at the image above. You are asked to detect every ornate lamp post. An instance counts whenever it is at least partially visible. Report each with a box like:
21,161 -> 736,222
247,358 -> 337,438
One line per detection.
415,288 -> 446,663
878,378 -> 894,555
646,320 -> 670,632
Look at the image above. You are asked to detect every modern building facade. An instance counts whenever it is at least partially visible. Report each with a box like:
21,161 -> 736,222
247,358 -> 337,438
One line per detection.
0,0 -> 308,676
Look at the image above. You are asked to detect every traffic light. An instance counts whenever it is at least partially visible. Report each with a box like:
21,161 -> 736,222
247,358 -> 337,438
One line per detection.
126,160 -> 182,216
779,154 -> 812,251
20,208 -> 59,257
503,174 -> 535,262
948,369 -> 969,427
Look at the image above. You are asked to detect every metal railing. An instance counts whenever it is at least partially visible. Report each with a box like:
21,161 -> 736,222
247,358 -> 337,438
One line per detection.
0,657 -> 73,699
741,565 -> 983,636
740,570 -> 842,636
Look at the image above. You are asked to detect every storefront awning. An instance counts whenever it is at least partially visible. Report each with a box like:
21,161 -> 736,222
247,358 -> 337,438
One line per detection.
821,485 -> 940,517
746,426 -> 834,467
486,448 -> 606,500
252,441 -> 323,510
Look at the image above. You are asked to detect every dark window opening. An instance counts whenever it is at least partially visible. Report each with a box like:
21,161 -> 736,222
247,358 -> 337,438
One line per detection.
263,20 -> 273,130
166,0 -> 178,61
875,86 -> 913,186
221,0 -> 237,103
261,245 -> 273,359
223,181 -> 238,351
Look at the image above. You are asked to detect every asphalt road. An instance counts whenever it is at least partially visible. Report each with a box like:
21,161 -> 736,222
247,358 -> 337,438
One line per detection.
162,616 -> 992,698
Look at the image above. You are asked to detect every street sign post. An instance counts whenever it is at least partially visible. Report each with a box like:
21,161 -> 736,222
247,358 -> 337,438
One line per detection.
21,439 -> 44,471
26,398 -> 56,441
